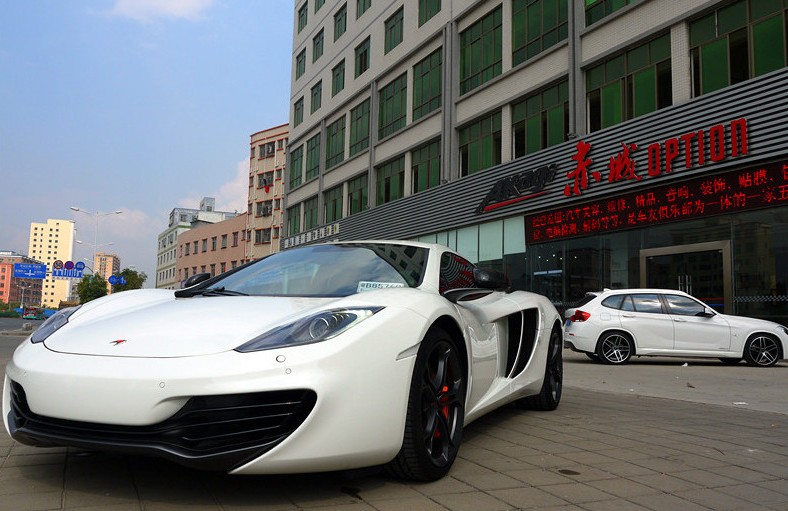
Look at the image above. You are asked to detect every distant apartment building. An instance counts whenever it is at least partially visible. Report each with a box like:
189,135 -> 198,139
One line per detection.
156,197 -> 238,289
247,124 -> 288,261
175,213 -> 247,283
94,252 -> 121,294
28,219 -> 76,308
0,251 -> 44,307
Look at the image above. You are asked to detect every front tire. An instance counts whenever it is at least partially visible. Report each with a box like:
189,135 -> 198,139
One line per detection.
743,334 -> 781,367
597,331 -> 634,364
386,328 -> 466,481
517,327 -> 563,411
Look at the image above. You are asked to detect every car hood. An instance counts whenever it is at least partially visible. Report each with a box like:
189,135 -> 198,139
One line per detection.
43,289 -> 339,358
716,312 -> 783,331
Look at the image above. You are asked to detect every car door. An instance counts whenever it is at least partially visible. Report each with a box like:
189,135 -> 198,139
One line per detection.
663,293 -> 731,351
618,293 -> 674,350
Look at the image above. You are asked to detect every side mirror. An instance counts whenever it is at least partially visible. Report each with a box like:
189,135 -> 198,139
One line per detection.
183,272 -> 211,288
473,268 -> 509,291
695,307 -> 715,318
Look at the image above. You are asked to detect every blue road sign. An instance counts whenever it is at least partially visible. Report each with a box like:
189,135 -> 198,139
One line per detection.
109,275 -> 127,286
52,268 -> 84,279
108,275 -> 118,285
13,263 -> 47,279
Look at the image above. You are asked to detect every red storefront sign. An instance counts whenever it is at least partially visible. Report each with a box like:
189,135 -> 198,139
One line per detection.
527,161 -> 788,243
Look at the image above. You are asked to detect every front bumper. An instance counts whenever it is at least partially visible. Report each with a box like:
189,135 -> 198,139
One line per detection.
2,309 -> 424,474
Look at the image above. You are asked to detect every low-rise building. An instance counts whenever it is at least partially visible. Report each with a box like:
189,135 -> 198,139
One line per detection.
175,213 -> 248,285
0,251 -> 44,307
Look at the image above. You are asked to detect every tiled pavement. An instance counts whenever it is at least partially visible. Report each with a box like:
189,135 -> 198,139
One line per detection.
1,383 -> 786,511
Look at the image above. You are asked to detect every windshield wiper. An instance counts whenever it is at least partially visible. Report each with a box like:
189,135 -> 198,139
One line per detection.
179,286 -> 248,297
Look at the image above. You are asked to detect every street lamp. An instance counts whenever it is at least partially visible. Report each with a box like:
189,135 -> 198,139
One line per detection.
70,207 -> 123,265
19,281 -> 31,310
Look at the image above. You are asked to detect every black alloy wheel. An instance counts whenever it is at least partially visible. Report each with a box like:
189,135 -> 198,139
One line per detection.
517,327 -> 563,411
743,334 -> 782,367
386,328 -> 466,481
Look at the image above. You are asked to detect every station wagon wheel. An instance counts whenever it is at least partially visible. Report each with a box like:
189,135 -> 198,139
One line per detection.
743,334 -> 781,367
386,328 -> 466,481
596,332 -> 633,364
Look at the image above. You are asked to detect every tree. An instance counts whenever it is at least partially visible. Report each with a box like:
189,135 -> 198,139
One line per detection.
111,267 -> 148,293
77,274 -> 108,303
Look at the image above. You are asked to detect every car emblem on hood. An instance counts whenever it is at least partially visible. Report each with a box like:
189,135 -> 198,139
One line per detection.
110,340 -> 127,346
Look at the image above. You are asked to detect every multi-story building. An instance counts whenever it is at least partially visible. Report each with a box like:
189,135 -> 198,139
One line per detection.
247,124 -> 288,261
156,197 -> 238,289
0,251 -> 44,307
27,218 -> 76,308
285,0 -> 788,324
175,213 -> 247,284
94,252 -> 121,294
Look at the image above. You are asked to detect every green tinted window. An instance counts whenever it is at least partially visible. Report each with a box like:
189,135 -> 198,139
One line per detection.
460,6 -> 503,94
324,185 -> 343,223
293,97 -> 304,128
305,134 -> 321,181
349,99 -> 370,156
325,117 -> 345,170
413,48 -> 442,121
303,196 -> 318,230
348,173 -> 368,214
310,81 -> 322,113
289,145 -> 303,189
334,4 -> 347,40
378,73 -> 407,139
512,79 -> 568,157
287,205 -> 300,235
332,60 -> 345,97
295,49 -> 306,79
419,0 -> 441,26
411,139 -> 441,193
376,156 -> 405,204
312,30 -> 324,63
385,7 -> 404,54
512,0 -> 568,67
585,0 -> 638,27
459,111 -> 502,176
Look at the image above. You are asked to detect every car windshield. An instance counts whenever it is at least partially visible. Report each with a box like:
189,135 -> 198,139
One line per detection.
209,243 -> 428,297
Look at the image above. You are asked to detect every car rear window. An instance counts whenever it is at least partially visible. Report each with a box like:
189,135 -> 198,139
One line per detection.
574,293 -> 599,308
601,295 -> 624,309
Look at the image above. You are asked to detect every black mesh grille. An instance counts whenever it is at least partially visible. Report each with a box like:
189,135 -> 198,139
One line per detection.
8,381 -> 316,471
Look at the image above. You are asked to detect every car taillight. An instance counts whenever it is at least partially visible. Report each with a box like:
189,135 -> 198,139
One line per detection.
570,310 -> 590,322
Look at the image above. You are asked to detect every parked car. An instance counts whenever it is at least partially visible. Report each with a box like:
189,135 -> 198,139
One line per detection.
21,308 -> 44,320
564,288 -> 786,367
3,241 -> 563,481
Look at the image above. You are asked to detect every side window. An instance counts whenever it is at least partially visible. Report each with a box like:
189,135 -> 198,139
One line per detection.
664,294 -> 706,316
631,294 -> 663,314
439,253 -> 477,293
620,295 -> 635,311
601,295 -> 624,309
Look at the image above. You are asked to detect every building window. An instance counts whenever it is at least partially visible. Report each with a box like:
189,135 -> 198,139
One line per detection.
324,184 -> 344,223
305,133 -> 321,181
255,201 -> 265,217
413,47 -> 442,121
512,79 -> 569,157
411,138 -> 441,193
378,72 -> 407,139
587,33 -> 671,132
185,243 -> 190,256
298,2 -> 308,32
289,144 -> 304,189
201,239 -> 208,252
332,59 -> 345,96
586,0 -> 638,27
254,228 -> 272,244
355,37 -> 370,77
221,234 -> 227,248
376,156 -> 405,205
512,0 -> 568,66
459,6 -> 503,95
690,0 -> 787,97
295,49 -> 306,79
384,7 -> 404,54
315,0 -> 325,12
232,232 -> 239,247
211,237 -> 217,250
310,81 -> 322,113
303,196 -> 319,230
357,0 -> 370,18
294,97 -> 304,127
349,98 -> 370,156
287,205 -> 301,235
334,3 -> 347,40
459,111 -> 502,177
419,0 -> 441,26
326,116 -> 346,169
312,29 -> 324,62
348,173 -> 368,215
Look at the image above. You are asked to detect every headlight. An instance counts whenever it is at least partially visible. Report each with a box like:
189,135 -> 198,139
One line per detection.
235,307 -> 383,353
31,306 -> 81,344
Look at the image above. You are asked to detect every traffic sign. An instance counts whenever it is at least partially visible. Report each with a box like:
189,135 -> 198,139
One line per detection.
13,263 -> 47,279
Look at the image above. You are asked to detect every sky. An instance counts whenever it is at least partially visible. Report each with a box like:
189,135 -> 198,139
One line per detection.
0,0 -> 294,285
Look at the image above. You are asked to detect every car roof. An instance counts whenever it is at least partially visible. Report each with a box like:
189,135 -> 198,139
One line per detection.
595,288 -> 692,295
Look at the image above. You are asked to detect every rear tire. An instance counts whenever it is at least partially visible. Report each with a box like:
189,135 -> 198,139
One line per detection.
596,331 -> 633,364
386,328 -> 466,481
517,328 -> 563,411
743,334 -> 781,367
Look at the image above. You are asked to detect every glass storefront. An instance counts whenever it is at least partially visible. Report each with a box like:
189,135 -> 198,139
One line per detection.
419,206 -> 788,326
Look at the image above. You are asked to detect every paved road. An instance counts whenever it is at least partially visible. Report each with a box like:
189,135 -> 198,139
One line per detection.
0,330 -> 786,510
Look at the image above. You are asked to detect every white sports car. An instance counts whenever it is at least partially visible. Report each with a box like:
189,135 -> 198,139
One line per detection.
3,241 -> 563,481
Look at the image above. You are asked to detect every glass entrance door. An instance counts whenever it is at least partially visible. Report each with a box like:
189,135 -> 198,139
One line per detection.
640,241 -> 732,313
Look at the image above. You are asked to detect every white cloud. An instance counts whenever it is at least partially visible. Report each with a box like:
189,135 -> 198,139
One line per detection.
108,0 -> 214,23
177,158 -> 248,215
